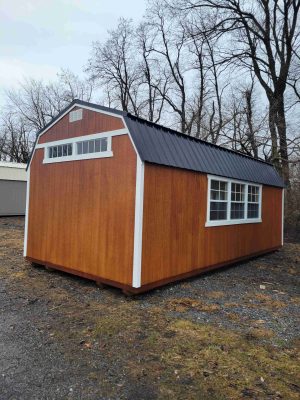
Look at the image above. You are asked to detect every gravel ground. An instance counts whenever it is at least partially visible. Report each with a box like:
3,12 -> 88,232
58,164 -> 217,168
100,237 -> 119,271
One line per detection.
0,217 -> 299,400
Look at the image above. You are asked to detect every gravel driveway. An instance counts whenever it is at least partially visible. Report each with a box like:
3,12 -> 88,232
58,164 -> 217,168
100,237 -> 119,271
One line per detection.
0,217 -> 299,399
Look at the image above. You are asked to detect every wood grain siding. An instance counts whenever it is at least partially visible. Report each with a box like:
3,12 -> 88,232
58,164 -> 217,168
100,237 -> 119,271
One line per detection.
27,132 -> 136,285
39,107 -> 124,144
141,163 -> 282,286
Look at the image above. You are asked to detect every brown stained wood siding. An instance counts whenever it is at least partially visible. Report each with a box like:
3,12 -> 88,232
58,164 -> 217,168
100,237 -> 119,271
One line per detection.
27,130 -> 136,285
141,163 -> 282,286
39,107 -> 124,144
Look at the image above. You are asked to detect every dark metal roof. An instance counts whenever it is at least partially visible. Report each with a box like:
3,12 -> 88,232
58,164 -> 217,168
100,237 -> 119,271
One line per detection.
125,114 -> 284,188
27,100 -> 284,188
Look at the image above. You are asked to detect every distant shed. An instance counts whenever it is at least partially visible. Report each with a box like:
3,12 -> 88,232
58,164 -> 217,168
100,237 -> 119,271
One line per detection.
24,100 -> 284,294
0,162 -> 27,216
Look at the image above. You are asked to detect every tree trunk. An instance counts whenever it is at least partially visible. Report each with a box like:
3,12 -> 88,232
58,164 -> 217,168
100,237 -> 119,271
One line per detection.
268,97 -> 280,169
277,94 -> 290,186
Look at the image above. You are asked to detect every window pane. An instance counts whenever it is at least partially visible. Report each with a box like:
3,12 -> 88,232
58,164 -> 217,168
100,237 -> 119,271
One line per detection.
220,181 -> 227,191
231,203 -> 245,219
210,201 -> 227,220
211,180 -> 219,190
48,147 -> 53,158
57,145 -> 62,157
95,139 -> 101,152
77,142 -> 82,155
63,145 -> 68,156
53,146 -> 57,158
231,183 -> 245,202
248,203 -> 259,218
248,185 -> 259,203
67,144 -> 72,156
83,141 -> 88,154
88,140 -> 95,153
101,138 -> 108,152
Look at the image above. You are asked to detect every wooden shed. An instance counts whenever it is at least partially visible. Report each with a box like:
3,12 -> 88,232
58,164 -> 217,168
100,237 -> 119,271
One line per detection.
0,162 -> 27,216
24,100 -> 284,294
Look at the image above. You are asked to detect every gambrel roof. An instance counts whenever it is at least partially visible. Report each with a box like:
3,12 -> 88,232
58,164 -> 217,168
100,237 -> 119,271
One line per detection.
28,100 -> 284,188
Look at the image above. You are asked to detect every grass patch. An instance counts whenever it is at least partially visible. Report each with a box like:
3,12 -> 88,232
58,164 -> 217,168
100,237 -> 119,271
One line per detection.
166,297 -> 220,313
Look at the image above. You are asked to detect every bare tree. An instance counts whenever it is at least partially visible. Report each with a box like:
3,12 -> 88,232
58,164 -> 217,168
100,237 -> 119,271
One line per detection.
170,0 -> 300,185
5,70 -> 94,132
87,18 -> 141,114
0,71 -> 94,162
0,113 -> 32,163
136,22 -> 168,122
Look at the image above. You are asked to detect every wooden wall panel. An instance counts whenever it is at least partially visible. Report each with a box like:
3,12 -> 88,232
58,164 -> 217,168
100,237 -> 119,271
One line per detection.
39,107 -> 124,144
141,164 -> 282,285
27,113 -> 136,285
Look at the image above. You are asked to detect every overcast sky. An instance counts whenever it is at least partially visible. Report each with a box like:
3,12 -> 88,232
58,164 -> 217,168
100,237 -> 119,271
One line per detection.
0,0 -> 146,104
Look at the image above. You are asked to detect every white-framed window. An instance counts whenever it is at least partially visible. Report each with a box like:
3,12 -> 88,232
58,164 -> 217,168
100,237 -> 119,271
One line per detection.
77,137 -> 108,155
48,143 -> 73,159
206,175 -> 262,227
42,133 -> 113,164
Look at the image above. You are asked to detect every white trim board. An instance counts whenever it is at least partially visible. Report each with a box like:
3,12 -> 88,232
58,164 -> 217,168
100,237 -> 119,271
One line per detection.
35,128 -> 128,149
23,168 -> 30,257
132,159 -> 144,288
282,188 -> 285,246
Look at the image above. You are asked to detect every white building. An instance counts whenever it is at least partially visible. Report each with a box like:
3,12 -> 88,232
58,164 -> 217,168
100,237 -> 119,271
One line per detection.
0,162 -> 27,216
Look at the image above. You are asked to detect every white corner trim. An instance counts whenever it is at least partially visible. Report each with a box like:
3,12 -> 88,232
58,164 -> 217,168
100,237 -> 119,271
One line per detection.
132,158 -> 144,288
23,167 -> 30,257
282,188 -> 285,246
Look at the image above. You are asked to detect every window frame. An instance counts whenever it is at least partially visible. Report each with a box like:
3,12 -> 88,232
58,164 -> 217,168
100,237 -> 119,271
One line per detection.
206,175 -> 262,227
42,133 -> 113,164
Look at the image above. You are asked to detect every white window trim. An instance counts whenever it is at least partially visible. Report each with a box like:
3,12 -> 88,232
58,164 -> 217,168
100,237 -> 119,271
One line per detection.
205,175 -> 262,227
35,130 -> 128,164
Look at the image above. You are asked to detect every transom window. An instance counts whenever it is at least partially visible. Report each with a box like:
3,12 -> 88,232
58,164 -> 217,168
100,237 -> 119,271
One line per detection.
48,144 -> 72,159
77,138 -> 108,155
206,175 -> 262,227
44,134 -> 112,164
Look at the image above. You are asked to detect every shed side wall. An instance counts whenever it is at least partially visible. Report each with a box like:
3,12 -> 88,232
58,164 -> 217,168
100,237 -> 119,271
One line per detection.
141,163 -> 282,285
0,180 -> 26,216
26,113 -> 136,285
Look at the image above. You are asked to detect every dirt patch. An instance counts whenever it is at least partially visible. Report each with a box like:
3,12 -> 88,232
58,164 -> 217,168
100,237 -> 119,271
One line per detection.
0,217 -> 299,399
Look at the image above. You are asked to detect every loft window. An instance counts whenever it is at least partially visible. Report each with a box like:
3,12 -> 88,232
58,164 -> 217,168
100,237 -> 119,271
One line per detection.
43,134 -> 112,164
48,143 -> 72,159
77,138 -> 108,155
206,176 -> 262,227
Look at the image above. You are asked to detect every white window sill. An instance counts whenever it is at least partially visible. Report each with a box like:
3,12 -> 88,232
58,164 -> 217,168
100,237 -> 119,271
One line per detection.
43,151 -> 113,164
205,218 -> 262,227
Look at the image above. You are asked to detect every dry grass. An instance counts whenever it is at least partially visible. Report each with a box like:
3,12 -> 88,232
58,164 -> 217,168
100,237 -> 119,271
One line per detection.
166,297 -> 221,313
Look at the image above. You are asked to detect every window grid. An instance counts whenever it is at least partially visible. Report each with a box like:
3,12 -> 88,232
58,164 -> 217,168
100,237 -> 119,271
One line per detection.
207,176 -> 261,226
77,137 -> 108,156
48,143 -> 73,159
209,180 -> 228,221
230,183 -> 246,220
247,185 -> 260,219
